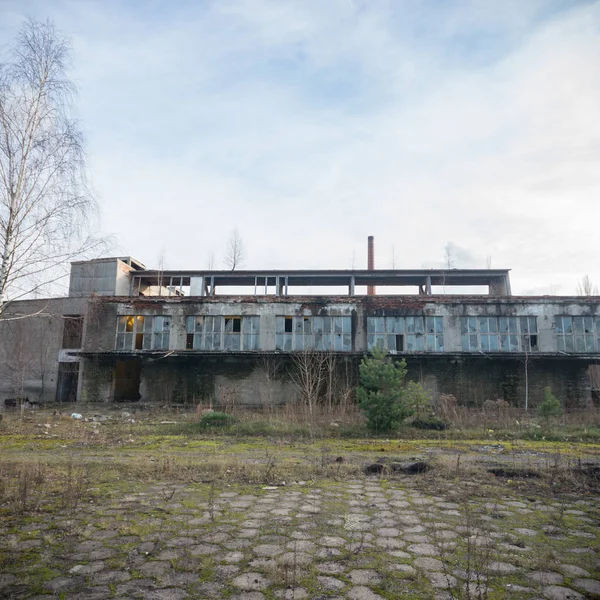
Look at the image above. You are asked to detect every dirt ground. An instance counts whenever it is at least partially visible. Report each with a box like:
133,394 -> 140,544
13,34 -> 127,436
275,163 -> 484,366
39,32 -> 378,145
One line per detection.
0,408 -> 599,599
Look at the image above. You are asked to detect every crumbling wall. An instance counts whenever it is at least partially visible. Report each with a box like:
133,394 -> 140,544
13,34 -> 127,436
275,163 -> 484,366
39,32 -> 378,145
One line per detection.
403,356 -> 591,409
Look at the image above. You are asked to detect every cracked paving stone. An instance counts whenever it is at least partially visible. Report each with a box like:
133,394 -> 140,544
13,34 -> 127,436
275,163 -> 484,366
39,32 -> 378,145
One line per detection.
276,552 -> 313,567
392,564 -> 416,575
514,528 -> 537,537
488,562 -> 519,574
68,561 -> 105,575
376,527 -> 400,537
527,571 -> 564,585
188,543 -> 220,556
375,537 -> 405,550
143,589 -> 188,600
274,588 -> 309,599
558,565 -> 590,577
232,572 -> 270,591
315,547 -> 342,559
44,577 -> 84,592
316,561 -> 345,574
285,540 -> 315,552
541,586 -> 585,600
91,570 -> 131,585
347,586 -> 385,599
572,579 -> 600,595
223,551 -> 245,563
0,574 -> 18,588
317,576 -> 346,591
318,536 -> 346,547
65,586 -> 111,600
348,569 -> 383,586
429,572 -> 458,589
252,544 -> 285,557
407,543 -> 437,556
138,560 -> 173,577
414,557 -> 445,571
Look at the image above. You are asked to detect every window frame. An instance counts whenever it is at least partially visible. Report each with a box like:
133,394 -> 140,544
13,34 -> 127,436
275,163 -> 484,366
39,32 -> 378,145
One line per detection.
275,315 -> 352,351
116,315 -> 171,351
460,316 -> 538,352
185,315 -> 260,351
366,316 -> 444,353
556,315 -> 597,353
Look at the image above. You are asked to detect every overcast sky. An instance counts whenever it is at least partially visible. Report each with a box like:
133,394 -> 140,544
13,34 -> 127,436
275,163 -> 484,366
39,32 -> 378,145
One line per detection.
1,0 -> 599,295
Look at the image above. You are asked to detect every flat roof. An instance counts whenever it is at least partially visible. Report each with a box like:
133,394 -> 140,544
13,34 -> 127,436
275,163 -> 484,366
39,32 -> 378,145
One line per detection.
132,268 -> 510,287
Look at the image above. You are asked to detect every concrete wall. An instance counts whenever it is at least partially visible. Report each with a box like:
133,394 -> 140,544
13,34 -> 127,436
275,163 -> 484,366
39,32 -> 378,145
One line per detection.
1,293 -> 599,407
0,297 -> 88,402
68,258 -> 137,297
100,295 -> 600,354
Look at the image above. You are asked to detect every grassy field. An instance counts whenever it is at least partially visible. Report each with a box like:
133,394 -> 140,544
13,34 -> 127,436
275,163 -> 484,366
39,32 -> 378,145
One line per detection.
0,405 -> 599,599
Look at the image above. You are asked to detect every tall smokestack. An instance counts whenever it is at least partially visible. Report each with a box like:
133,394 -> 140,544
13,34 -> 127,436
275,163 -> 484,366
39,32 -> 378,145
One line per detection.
367,236 -> 375,296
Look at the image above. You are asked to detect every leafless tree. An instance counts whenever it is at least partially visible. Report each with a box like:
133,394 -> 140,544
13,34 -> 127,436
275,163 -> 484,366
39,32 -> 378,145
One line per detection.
0,19 -> 103,315
444,243 -> 455,269
577,274 -> 598,296
224,228 -> 245,271
290,350 -> 329,416
206,251 -> 216,270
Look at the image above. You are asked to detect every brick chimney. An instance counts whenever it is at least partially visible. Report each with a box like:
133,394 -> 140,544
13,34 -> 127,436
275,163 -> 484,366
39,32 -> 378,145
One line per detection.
367,236 -> 375,296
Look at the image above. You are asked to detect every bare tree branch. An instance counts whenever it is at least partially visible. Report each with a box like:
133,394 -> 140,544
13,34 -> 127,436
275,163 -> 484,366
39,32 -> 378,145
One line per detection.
224,228 -> 245,271
577,274 -> 598,296
0,18 -> 106,316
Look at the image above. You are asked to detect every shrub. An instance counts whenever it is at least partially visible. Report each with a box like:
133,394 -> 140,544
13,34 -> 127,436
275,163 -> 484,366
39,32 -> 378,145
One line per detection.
357,347 -> 414,432
538,387 -> 563,420
199,411 -> 236,428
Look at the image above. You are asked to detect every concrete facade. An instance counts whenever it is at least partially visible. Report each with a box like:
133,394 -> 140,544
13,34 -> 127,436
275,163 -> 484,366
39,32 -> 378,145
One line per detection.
1,257 -> 599,408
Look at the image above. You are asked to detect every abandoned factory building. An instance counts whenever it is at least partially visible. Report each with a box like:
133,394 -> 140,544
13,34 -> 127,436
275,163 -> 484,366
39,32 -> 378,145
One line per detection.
0,254 -> 599,409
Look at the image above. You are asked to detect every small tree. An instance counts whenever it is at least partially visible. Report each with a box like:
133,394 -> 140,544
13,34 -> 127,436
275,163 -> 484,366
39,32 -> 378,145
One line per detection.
406,380 -> 431,418
357,347 -> 414,432
538,386 -> 563,420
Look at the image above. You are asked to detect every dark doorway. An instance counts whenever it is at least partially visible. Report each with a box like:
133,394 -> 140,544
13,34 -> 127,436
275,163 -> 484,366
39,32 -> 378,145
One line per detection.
56,363 -> 79,403
113,361 -> 141,401
395,334 -> 404,352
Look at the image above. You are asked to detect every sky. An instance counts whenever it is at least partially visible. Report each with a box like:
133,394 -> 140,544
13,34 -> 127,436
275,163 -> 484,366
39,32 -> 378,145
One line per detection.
1,0 -> 599,295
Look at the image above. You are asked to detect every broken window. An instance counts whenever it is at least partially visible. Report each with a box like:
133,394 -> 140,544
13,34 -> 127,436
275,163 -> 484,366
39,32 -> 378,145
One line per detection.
62,316 -> 83,348
367,316 -> 443,352
185,315 -> 259,351
556,315 -> 596,353
460,316 -> 537,352
116,315 -> 170,351
275,316 -> 351,351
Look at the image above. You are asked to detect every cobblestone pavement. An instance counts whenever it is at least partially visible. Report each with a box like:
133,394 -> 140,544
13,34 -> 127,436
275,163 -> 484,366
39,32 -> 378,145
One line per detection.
1,480 -> 599,599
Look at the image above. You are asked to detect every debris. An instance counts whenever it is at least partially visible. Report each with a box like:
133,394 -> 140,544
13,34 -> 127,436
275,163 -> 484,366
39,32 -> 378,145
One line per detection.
71,413 -> 83,420
364,460 -> 430,475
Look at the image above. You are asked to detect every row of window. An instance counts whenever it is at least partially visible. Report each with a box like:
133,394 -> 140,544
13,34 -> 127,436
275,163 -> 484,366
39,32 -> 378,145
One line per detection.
113,314 -> 600,353
460,316 -> 539,352
367,317 -> 444,352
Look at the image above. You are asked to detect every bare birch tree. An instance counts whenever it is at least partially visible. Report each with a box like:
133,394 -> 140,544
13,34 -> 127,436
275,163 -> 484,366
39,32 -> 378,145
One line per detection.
224,228 -> 245,271
577,275 -> 598,296
0,19 -> 103,315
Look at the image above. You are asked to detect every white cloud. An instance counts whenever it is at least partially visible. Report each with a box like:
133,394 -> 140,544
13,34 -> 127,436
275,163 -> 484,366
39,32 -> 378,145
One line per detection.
1,0 -> 599,294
